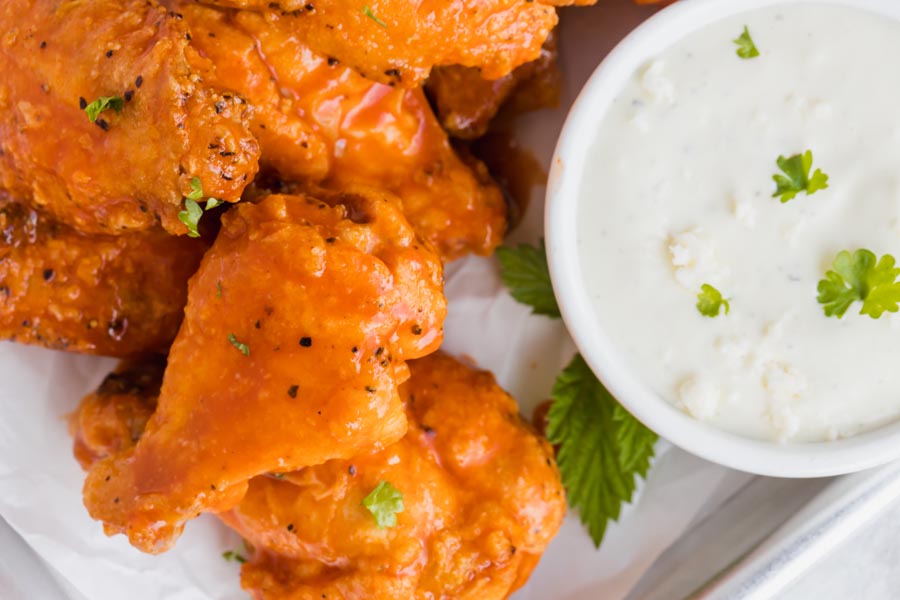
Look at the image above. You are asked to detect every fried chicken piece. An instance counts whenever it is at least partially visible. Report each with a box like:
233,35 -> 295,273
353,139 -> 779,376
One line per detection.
167,3 -> 505,261
0,0 -> 260,235
193,0 -> 593,86
71,359 -> 164,470
82,191 -> 446,553
0,197 -> 206,357
221,352 -> 565,599
426,32 -> 561,139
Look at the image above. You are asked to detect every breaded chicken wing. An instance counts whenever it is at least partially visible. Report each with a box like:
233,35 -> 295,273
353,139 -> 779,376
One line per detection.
192,0 -> 592,86
169,3 -> 506,261
0,197 -> 206,357
0,0 -> 260,235
223,351 -> 566,599
71,352 -> 565,599
426,32 -> 561,139
82,191 -> 446,553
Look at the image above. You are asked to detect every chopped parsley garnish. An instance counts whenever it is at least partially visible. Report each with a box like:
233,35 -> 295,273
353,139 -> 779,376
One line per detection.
216,280 -> 223,298
733,26 -> 760,59
496,240 -> 657,547
84,96 -> 123,122
222,550 -> 246,563
496,240 -> 561,318
362,480 -> 404,528
696,284 -> 730,317
817,250 -> 900,319
177,177 -> 221,237
228,333 -> 250,356
362,5 -> 387,28
772,151 -> 829,203
548,355 -> 657,547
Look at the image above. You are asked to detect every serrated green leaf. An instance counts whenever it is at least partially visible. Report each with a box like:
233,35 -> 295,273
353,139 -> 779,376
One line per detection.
733,26 -> 760,59
696,283 -> 730,317
818,249 -> 900,319
547,355 -> 657,547
772,150 -> 829,203
496,240 -> 560,317
362,480 -> 404,528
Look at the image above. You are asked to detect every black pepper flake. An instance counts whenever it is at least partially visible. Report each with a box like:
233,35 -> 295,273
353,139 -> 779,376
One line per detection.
78,97 -> 87,109
365,386 -> 376,393
95,118 -> 110,131
411,324 -> 422,335
185,33 -> 192,41
135,75 -> 143,88
423,426 -> 435,436
327,57 -> 339,66
42,268 -> 54,281
287,523 -> 294,532
124,90 -> 134,102
348,465 -> 356,476
113,497 -> 119,504
287,385 -> 299,398
39,41 -> 46,49
375,347 -> 384,357
351,346 -> 358,353
510,546 -> 517,555
255,320 -> 261,329
299,336 -> 312,347
105,50 -> 113,58
105,475 -> 110,481
325,237 -> 336,244
211,484 -> 217,490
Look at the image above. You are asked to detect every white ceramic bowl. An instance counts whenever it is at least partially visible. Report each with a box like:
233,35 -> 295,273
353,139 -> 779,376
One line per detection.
545,0 -> 900,477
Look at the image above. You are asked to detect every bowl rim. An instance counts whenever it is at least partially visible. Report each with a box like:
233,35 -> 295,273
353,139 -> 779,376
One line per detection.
544,0 -> 900,477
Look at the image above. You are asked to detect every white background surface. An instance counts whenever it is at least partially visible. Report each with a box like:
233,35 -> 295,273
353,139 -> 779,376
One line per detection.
1,1 -> 897,599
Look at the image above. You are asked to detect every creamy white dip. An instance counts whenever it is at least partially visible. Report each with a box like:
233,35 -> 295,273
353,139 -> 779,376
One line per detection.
578,3 -> 900,442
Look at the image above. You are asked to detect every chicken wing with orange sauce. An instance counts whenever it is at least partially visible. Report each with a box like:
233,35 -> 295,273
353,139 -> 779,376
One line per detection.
82,190 -> 446,554
71,351 -> 565,599
426,31 -> 561,139
0,0 -> 260,235
0,196 -> 206,357
168,3 -> 506,261
191,0 -> 593,87
224,351 -> 565,599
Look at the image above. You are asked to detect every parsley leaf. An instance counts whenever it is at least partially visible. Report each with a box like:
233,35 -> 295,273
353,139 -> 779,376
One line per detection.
547,355 -> 657,547
177,177 -> 221,237
178,198 -> 203,238
222,550 -> 246,563
496,240 -> 560,317
228,333 -> 250,356
733,26 -> 760,59
84,96 -> 123,122
696,283 -> 730,317
817,249 -> 900,319
362,480 -> 404,528
362,5 -> 387,28
772,150 -> 829,203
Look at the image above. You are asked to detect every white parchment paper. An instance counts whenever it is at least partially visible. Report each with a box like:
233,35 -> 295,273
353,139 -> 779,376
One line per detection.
0,2 -> 755,598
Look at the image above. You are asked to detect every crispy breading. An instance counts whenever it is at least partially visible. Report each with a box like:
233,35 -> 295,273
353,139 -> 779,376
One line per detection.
224,352 -> 566,599
168,3 -> 506,261
426,32 -> 561,139
0,198 -> 206,357
81,191 -> 446,553
0,0 -> 260,235
191,0 -> 593,86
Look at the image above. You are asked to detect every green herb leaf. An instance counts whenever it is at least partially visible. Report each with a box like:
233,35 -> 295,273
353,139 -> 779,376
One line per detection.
733,26 -> 760,59
222,550 -> 246,563
228,333 -> 250,356
362,480 -> 404,528
772,150 -> 829,203
84,96 -> 123,122
205,197 -> 222,210
186,176 -> 204,201
696,283 -> 730,317
817,249 -> 900,319
496,240 -> 560,317
177,198 -> 203,238
547,355 -> 657,547
362,5 -> 387,28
